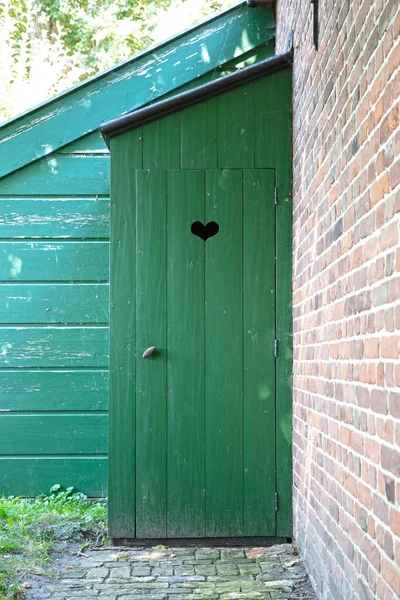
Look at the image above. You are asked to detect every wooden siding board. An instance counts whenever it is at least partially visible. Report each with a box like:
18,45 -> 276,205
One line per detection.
167,170 -> 206,538
0,156 -> 110,196
255,70 -> 292,170
243,169 -> 276,535
217,83 -> 255,168
255,70 -> 293,537
143,114 -> 180,170
108,135 -> 140,537
58,132 -> 109,153
135,170 -> 168,538
0,198 -> 109,239
0,415 -> 107,454
180,99 -> 218,169
0,327 -> 108,368
159,40 -> 275,99
0,241 -> 109,281
205,169 -> 244,537
108,65 -> 293,535
0,370 -> 108,411
0,458 -> 107,497
0,284 -> 109,324
0,132 -> 111,498
0,6 -> 274,178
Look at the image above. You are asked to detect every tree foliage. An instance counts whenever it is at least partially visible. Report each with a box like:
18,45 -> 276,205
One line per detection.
0,0 -> 231,121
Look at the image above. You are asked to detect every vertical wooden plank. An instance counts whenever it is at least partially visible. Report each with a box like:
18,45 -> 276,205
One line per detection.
108,129 -> 142,539
135,170 -> 168,538
255,69 -> 293,536
243,169 -> 276,535
255,70 -> 292,170
205,169 -> 244,537
217,83 -> 255,169
180,98 -> 218,169
167,170 -> 206,538
142,114 -> 180,170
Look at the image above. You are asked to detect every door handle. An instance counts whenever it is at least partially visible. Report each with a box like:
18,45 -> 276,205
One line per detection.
142,346 -> 156,358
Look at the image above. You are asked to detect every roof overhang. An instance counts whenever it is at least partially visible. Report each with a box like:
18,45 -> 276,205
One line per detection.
100,50 -> 292,146
0,1 -> 275,179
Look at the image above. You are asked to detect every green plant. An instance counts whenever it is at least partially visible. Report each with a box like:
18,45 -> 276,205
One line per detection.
0,485 -> 107,599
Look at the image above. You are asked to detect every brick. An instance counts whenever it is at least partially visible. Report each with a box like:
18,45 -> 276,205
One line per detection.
371,173 -> 389,206
370,389 -> 388,414
380,335 -> 399,358
275,2 -> 399,599
372,282 -> 388,306
381,445 -> 400,477
388,277 -> 400,302
380,221 -> 399,252
388,392 -> 400,419
381,557 -> 400,596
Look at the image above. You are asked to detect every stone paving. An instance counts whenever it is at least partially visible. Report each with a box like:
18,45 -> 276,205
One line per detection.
26,543 -> 316,600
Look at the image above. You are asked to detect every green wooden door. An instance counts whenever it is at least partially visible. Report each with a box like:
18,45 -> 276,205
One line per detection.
134,168 -> 276,538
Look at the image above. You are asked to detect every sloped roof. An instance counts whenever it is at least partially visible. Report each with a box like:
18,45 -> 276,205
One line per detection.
0,2 -> 274,179
101,51 -> 292,143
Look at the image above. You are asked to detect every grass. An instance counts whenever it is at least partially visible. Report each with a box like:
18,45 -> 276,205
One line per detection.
0,485 -> 107,600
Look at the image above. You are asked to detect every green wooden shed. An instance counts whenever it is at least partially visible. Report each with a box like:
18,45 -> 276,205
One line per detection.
100,51 -> 292,542
0,3 -> 278,498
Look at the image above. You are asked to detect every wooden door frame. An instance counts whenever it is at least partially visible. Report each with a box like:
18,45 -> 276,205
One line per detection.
274,167 -> 292,538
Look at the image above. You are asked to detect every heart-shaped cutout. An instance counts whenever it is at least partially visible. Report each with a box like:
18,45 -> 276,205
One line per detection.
191,221 -> 219,242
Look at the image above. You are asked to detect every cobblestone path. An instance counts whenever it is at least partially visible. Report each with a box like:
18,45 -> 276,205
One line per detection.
27,543 -> 316,600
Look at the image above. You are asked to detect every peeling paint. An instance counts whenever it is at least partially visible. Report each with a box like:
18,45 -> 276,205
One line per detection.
8,254 -> 22,277
0,6 -> 274,178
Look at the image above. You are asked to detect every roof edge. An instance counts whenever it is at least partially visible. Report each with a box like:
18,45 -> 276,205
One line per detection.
100,50 -> 292,143
0,1 -> 251,132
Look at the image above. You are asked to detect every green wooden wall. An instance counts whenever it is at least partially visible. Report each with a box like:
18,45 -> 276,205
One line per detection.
0,41 -> 276,498
0,132 -> 110,497
109,68 -> 292,536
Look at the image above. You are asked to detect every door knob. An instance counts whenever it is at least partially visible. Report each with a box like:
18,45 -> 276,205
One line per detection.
142,346 -> 156,358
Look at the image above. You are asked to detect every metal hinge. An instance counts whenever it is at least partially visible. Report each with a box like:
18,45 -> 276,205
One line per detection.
274,339 -> 279,358
274,186 -> 278,205
274,492 -> 279,511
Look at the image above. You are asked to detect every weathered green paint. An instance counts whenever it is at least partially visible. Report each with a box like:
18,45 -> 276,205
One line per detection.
0,284 -> 108,323
0,415 -> 107,454
0,370 -> 108,411
0,4 -> 274,178
0,131 -> 110,497
108,134 -> 140,536
1,156 -> 110,196
167,170 -> 206,538
255,71 -> 293,537
0,458 -> 107,498
180,101 -> 217,169
0,5 -> 278,500
205,169 -> 244,537
58,132 -> 108,153
143,114 -> 180,170
243,169 -> 276,535
0,327 -> 108,367
135,170 -> 168,538
218,86 -> 255,168
109,66 -> 292,538
0,198 -> 109,239
0,242 -> 108,281
160,41 -> 275,98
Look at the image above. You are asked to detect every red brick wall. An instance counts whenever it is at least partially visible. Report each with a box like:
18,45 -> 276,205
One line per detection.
275,1 -> 400,598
